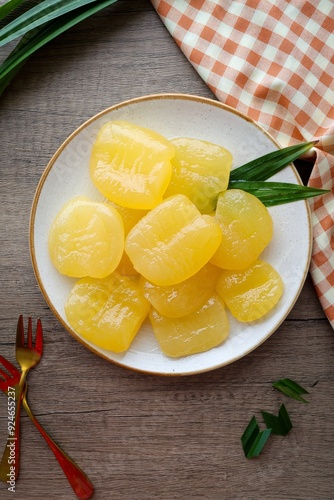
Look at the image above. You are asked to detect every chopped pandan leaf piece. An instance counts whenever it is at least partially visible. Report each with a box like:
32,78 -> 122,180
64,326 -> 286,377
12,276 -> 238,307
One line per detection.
241,416 -> 272,458
261,404 -> 293,436
273,378 -> 309,404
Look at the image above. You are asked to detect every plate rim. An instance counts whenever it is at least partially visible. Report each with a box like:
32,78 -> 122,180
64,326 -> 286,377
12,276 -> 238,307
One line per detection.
29,93 -> 313,376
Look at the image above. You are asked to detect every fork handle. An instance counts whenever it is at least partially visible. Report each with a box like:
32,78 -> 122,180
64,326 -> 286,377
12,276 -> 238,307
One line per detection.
22,398 -> 94,499
0,390 -> 22,482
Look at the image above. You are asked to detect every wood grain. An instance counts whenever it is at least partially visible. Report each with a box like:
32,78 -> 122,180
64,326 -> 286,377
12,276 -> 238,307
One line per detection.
0,1 -> 333,499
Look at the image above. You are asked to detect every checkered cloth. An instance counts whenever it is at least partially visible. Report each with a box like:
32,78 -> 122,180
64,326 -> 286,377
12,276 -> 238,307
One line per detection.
151,0 -> 334,328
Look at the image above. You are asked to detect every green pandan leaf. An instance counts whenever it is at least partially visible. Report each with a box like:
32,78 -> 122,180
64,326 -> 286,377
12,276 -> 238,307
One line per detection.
0,0 -> 104,47
261,404 -> 293,436
228,180 -> 328,207
229,141 -> 317,182
273,378 -> 309,404
0,0 -> 118,92
241,416 -> 272,458
0,0 -> 26,22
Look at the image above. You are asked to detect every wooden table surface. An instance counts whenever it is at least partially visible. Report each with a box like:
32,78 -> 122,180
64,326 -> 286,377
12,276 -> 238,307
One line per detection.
1,1 -> 333,499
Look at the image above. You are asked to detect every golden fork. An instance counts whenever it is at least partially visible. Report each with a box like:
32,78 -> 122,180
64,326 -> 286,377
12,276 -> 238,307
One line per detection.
0,315 -> 43,481
0,352 -> 94,498
21,383 -> 95,499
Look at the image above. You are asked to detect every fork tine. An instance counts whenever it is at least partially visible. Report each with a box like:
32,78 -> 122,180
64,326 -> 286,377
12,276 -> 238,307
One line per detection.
0,358 -> 20,390
16,314 -> 24,348
27,317 -> 33,349
0,355 -> 20,377
0,368 -> 14,386
34,318 -> 43,355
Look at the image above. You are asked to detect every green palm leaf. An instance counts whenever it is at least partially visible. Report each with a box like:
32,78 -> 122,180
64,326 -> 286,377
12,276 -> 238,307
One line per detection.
228,180 -> 328,207
230,141 -> 316,182
0,0 -> 118,92
0,0 -> 26,22
0,0 -> 103,46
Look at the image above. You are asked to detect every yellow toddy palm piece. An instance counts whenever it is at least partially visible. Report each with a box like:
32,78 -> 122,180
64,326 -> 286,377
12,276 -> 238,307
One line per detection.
216,260 -> 283,322
90,120 -> 175,209
109,202 -> 148,234
109,202 -> 148,275
149,293 -> 229,357
65,273 -> 150,352
140,263 -> 221,318
211,189 -> 273,270
48,196 -> 124,279
125,194 -> 222,286
164,137 -> 233,213
117,252 -> 138,276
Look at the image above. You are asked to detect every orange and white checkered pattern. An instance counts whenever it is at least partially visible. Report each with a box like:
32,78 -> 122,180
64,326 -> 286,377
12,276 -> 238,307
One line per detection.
151,0 -> 334,328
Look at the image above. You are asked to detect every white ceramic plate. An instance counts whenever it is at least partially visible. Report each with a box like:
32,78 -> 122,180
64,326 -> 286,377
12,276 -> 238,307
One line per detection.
30,94 -> 312,376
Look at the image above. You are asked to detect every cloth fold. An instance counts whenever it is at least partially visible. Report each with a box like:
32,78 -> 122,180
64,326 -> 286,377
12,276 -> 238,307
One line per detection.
151,0 -> 334,328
